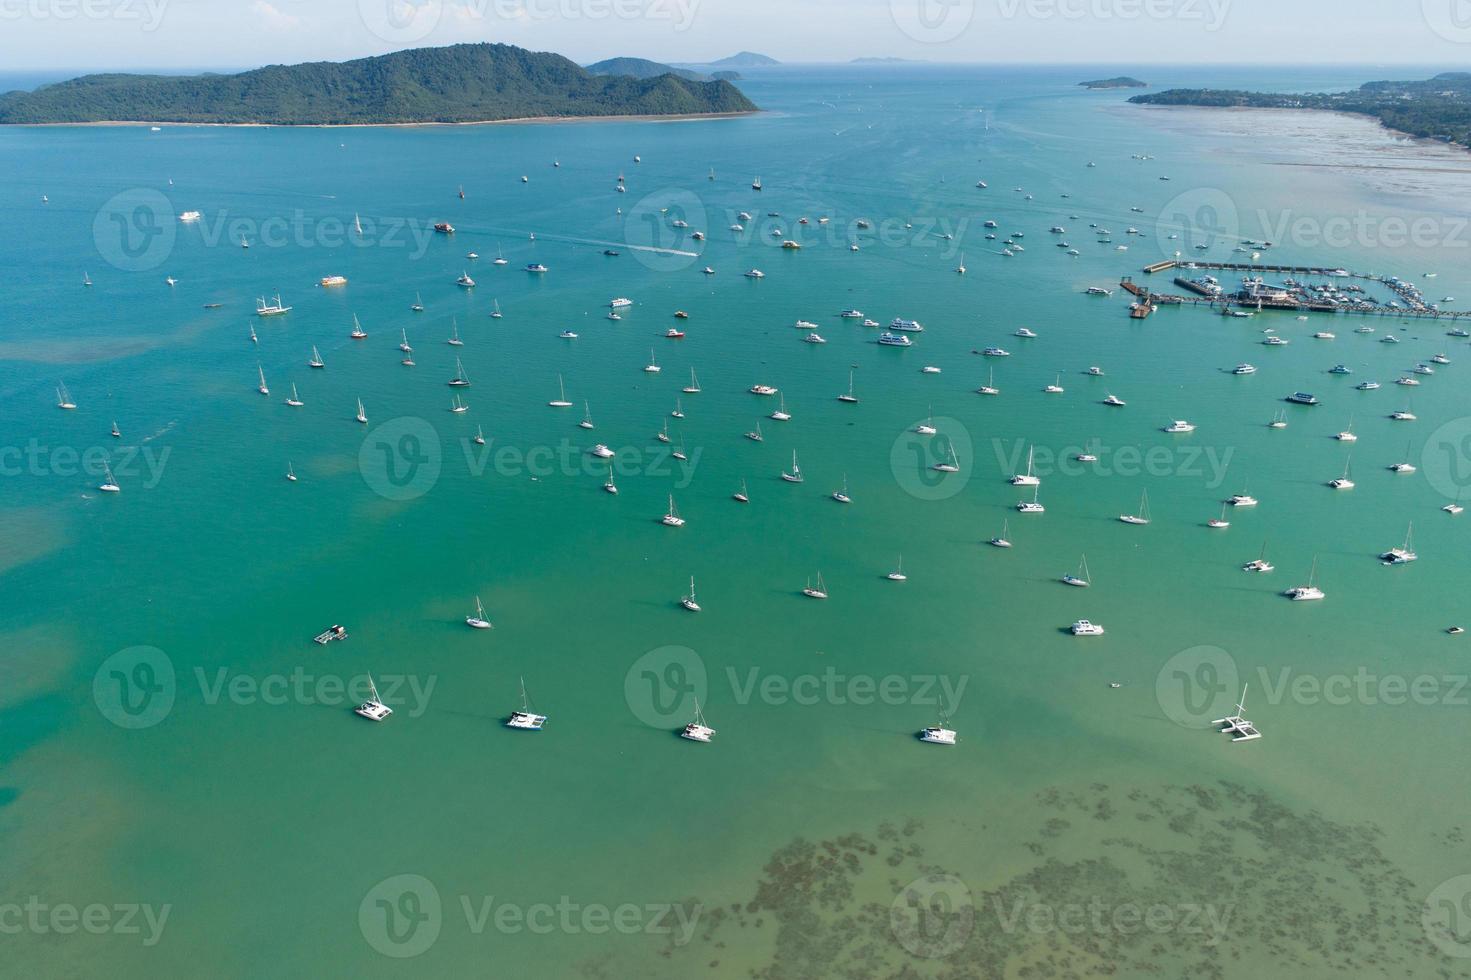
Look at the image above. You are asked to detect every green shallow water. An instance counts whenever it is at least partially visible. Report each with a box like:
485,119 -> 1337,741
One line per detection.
3,65 -> 1471,977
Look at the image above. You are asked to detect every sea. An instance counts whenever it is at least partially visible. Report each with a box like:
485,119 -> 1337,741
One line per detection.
4,64 -> 1471,978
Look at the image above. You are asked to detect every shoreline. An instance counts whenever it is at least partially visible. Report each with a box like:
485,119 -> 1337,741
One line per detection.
8,110 -> 762,130
1130,103 -> 1468,156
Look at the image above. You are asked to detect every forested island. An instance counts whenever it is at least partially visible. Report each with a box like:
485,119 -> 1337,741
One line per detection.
1081,77 -> 1147,89
0,43 -> 757,125
1131,73 -> 1471,148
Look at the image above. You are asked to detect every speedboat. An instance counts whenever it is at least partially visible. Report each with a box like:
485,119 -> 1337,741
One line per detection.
456,272 -> 476,288
1329,364 -> 1351,375
1103,393 -> 1125,407
981,347 -> 1010,357
1070,620 -> 1105,636
744,269 -> 765,279
1163,420 -> 1196,433
1227,494 -> 1258,507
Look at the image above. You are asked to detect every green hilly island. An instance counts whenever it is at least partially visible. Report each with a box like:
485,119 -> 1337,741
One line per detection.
0,43 -> 757,125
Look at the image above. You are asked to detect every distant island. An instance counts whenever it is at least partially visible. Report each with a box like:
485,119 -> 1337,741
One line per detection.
851,57 -> 926,64
585,57 -> 711,82
0,43 -> 757,126
1081,77 -> 1147,89
701,52 -> 780,68
1130,73 -> 1471,148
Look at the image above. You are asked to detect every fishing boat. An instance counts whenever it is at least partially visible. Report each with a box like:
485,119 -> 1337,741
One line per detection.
1379,523 -> 1418,565
466,596 -> 493,629
681,699 -> 716,742
680,577 -> 701,613
1061,555 -> 1091,587
802,573 -> 828,599
285,384 -> 303,408
1283,557 -> 1325,600
548,375 -> 572,407
661,494 -> 686,527
448,359 -> 471,387
1119,489 -> 1151,525
505,678 -> 547,730
781,451 -> 803,483
353,675 -> 393,721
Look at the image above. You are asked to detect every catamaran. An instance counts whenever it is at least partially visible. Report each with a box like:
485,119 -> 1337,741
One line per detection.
1283,557 -> 1325,600
505,678 -> 547,730
662,494 -> 685,527
466,596 -> 493,629
919,712 -> 957,745
681,698 -> 716,742
1379,523 -> 1418,565
1010,446 -> 1039,486
978,367 -> 999,396
1242,541 -> 1274,573
1212,684 -> 1262,742
1328,458 -> 1354,490
1016,486 -> 1044,514
354,675 -> 393,721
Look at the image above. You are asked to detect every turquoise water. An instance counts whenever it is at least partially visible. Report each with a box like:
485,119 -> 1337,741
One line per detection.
4,66 -> 1471,977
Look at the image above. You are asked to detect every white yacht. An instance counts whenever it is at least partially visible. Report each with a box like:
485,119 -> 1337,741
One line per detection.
990,519 -> 1013,547
285,384 -> 303,408
1010,447 -> 1040,486
769,395 -> 791,422
831,475 -> 852,504
1102,393 -> 1125,407
1283,558 -> 1325,601
399,328 -> 413,353
1163,420 -> 1196,434
919,715 -> 958,745
1016,487 -> 1045,514
354,675 -> 393,721
350,315 -> 368,339
1119,490 -> 1151,525
681,576 -> 702,612
98,463 -> 121,493
802,573 -> 829,599
590,444 -> 615,459
448,359 -> 471,387
505,678 -> 547,730
1061,555 -> 1091,588
1379,523 -> 1417,565
1227,492 -> 1258,507
1071,620 -> 1105,636
1233,363 -> 1257,375
661,494 -> 685,527
548,375 -> 572,407
466,596 -> 493,629
456,273 -> 476,288
1336,419 -> 1358,442
1356,381 -> 1380,391
887,556 -> 907,582
449,394 -> 469,414
1015,327 -> 1037,339
681,699 -> 716,742
782,451 -> 804,483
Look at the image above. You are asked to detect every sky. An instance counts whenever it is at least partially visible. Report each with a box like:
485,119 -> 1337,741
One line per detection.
0,0 -> 1468,71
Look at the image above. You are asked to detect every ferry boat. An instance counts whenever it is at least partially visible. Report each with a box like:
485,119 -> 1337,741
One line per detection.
889,318 -> 924,332
1286,392 -> 1319,405
318,275 -> 348,288
878,332 -> 912,347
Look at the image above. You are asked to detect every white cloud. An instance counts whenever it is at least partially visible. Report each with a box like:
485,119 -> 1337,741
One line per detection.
251,1 -> 303,31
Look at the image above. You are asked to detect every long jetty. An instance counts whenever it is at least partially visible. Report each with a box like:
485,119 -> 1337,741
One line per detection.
1130,262 -> 1471,320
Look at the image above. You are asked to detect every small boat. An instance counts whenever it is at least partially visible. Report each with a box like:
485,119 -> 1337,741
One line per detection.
98,463 -> 121,493
249,324 -> 258,345
672,437 -> 688,462
1043,373 -> 1064,394
466,596 -> 493,630
448,321 -> 464,346
1269,410 -> 1288,429
1102,393 -> 1125,407
493,247 -> 508,266
1207,504 -> 1231,529
1061,555 -> 1091,588
285,384 -> 304,408
671,398 -> 684,420
579,404 -> 595,429
398,328 -> 413,353
1242,541 -> 1275,573
1163,420 -> 1196,433
1328,458 -> 1355,490
1086,366 -> 1104,376
353,675 -> 393,722
257,365 -> 270,396
769,394 -> 791,422
457,271 -> 476,288
1010,447 -> 1040,487
802,573 -> 828,599
831,475 -> 852,504
919,714 -> 958,745
1016,327 -> 1037,339
744,422 -> 763,442
449,394 -> 469,414
680,699 -> 716,742
548,375 -> 572,407
978,367 -> 1000,397
559,329 -> 578,339
410,293 -> 424,313
683,369 -> 701,394
744,269 -> 765,279
1016,486 -> 1044,514
448,358 -> 471,387
750,384 -> 779,396
990,519 -> 1013,548
355,398 -> 368,424
1071,620 -> 1105,636
887,556 -> 907,582
1283,557 -> 1325,601
733,478 -> 749,503
838,369 -> 859,403
981,347 -> 1010,357
681,577 -> 701,613
1379,523 -> 1418,565
604,465 -> 618,495
1119,489 -> 1151,525
308,345 -> 325,369
473,426 -> 486,446
644,350 -> 661,373
505,678 -> 547,731
56,383 -> 76,410
661,494 -> 686,527
932,445 -> 960,473
525,263 -> 548,274
286,462 -> 297,483
110,421 -> 120,438
666,327 -> 685,339
782,451 -> 804,483
350,315 -> 367,339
